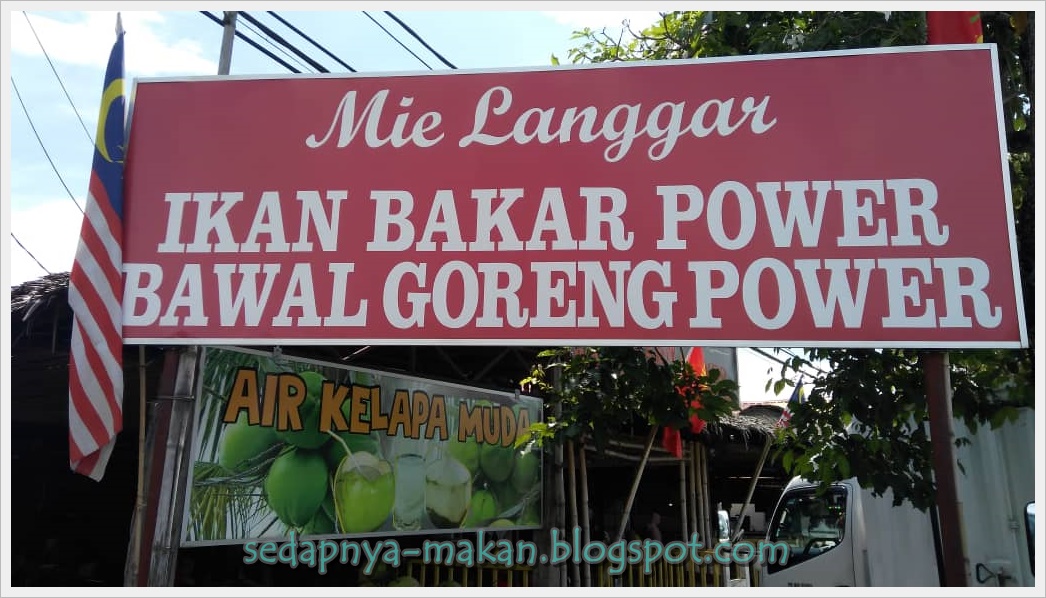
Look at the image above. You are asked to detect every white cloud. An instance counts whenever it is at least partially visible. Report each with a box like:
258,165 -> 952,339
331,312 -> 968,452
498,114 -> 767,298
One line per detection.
542,10 -> 664,31
11,11 -> 216,77
9,200 -> 86,284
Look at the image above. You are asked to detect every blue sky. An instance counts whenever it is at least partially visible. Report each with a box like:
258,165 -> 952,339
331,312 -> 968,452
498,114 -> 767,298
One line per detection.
3,5 -> 803,404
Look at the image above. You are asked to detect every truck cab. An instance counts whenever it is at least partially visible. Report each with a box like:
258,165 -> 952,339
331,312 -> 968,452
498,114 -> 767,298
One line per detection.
761,407 -> 1035,587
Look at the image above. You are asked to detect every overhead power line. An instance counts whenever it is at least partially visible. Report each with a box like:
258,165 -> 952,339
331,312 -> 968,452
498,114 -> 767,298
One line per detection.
22,11 -> 93,147
266,11 -> 357,72
362,11 -> 432,69
200,11 -> 301,73
11,233 -> 52,275
239,11 -> 330,73
747,347 -> 824,380
10,77 -> 84,215
236,15 -> 316,73
383,11 -> 457,69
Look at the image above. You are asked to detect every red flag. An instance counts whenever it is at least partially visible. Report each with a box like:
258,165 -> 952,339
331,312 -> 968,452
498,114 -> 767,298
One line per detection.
662,426 -> 683,460
68,16 -> 126,481
662,347 -> 708,459
685,347 -> 707,435
926,11 -> 983,44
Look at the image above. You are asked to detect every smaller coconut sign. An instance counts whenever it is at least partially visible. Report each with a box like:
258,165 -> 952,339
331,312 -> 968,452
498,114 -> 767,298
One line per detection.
182,346 -> 543,546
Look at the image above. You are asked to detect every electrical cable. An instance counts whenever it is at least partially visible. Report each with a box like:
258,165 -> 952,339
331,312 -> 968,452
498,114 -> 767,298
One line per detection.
237,15 -> 316,73
239,11 -> 329,73
383,11 -> 457,69
11,233 -> 52,274
362,11 -> 432,69
748,347 -> 822,380
200,11 -> 301,73
10,76 -> 84,215
22,11 -> 94,146
266,11 -> 357,72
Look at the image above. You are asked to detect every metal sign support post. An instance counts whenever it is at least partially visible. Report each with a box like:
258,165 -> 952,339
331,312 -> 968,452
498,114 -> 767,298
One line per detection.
925,351 -> 968,586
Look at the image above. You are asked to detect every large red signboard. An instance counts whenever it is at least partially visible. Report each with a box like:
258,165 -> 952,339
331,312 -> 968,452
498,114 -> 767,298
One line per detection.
122,45 -> 1026,348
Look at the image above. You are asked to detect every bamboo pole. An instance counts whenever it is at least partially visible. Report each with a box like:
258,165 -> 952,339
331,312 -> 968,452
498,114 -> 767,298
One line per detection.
693,443 -> 705,546
732,436 -> 773,542
566,440 -> 580,587
553,368 -> 567,587
679,456 -> 688,551
578,440 -> 592,587
615,426 -> 658,542
688,443 -> 698,535
699,444 -> 713,545
127,346 -> 148,584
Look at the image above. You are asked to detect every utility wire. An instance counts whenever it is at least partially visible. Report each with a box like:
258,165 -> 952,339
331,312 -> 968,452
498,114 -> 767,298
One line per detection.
266,11 -> 357,72
362,11 -> 432,69
22,11 -> 93,146
748,347 -> 823,380
383,11 -> 457,69
10,77 -> 84,215
200,11 -> 301,73
779,347 -> 830,376
11,233 -> 52,275
237,15 -> 315,73
239,11 -> 329,73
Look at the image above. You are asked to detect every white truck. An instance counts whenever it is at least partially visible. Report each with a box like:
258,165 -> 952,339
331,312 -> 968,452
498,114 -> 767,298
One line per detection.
761,407 -> 1035,587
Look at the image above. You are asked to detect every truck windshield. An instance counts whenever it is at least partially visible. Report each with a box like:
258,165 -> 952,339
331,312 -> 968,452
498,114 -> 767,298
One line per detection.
766,487 -> 847,574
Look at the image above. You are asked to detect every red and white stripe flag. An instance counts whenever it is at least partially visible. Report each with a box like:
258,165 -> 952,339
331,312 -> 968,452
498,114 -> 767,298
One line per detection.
68,15 -> 126,481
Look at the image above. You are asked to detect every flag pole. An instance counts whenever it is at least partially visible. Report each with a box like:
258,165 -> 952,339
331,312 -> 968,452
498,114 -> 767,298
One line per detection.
129,346 -> 147,583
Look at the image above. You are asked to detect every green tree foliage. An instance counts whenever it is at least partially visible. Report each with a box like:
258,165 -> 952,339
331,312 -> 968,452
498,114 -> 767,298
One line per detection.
563,11 -> 1034,510
519,347 -> 737,453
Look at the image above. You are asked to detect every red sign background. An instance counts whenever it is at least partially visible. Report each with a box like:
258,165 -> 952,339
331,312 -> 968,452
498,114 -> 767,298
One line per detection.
122,46 -> 1026,348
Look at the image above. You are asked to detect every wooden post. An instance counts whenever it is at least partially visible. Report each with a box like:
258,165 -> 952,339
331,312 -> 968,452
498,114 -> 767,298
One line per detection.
615,426 -> 658,542
566,440 -> 580,587
690,443 -> 702,547
553,368 -> 567,587
127,346 -> 148,583
125,347 -> 200,586
679,454 -> 690,585
578,441 -> 592,587
924,351 -> 968,586
701,444 -> 713,545
679,455 -> 688,538
731,437 -> 772,542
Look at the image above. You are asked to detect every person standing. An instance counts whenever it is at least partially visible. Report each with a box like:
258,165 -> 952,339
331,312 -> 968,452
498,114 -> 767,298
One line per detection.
646,512 -> 663,543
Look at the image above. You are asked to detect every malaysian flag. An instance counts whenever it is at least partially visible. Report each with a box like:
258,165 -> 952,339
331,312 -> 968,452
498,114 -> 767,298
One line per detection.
777,380 -> 805,428
68,15 -> 126,481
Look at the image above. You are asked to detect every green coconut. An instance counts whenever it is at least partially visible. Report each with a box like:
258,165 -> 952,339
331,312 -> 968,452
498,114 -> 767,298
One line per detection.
276,370 -> 331,450
479,442 -> 515,484
264,447 -> 329,528
219,411 -> 279,473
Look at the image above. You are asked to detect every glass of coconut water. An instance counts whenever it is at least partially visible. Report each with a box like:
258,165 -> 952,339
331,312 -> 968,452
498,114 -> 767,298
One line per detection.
390,434 -> 428,531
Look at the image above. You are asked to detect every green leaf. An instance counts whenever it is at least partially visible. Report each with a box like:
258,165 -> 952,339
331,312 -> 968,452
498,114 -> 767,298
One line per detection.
837,454 -> 851,479
773,379 -> 787,395
782,451 -> 794,473
551,53 -> 561,66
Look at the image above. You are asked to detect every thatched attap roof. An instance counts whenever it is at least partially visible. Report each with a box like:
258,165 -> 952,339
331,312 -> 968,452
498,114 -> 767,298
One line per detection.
704,404 -> 786,445
11,272 -> 69,319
